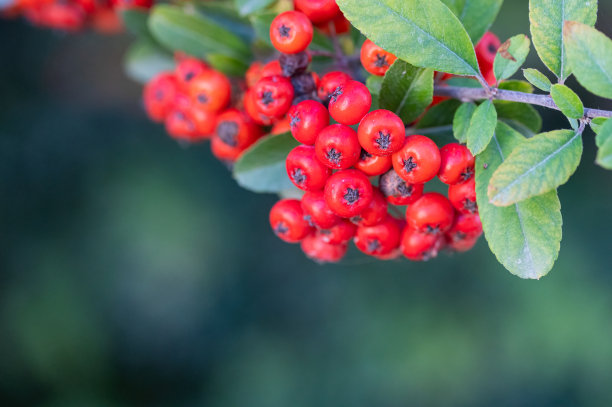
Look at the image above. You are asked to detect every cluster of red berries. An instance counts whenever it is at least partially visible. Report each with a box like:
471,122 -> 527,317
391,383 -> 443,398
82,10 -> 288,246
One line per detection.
1,0 -> 151,32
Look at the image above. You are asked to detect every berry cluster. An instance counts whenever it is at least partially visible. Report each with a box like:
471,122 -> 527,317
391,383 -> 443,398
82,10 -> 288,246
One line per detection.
1,0 -> 151,32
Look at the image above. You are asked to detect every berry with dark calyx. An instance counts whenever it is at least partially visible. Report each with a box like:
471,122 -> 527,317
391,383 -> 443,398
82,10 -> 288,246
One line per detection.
301,190 -> 341,229
270,11 -> 313,54
286,145 -> 331,191
261,60 -> 284,78
211,135 -> 244,162
317,71 -> 351,104
350,188 -> 388,227
143,72 -> 178,122
324,169 -> 373,218
165,108 -> 197,142
319,219 -> 356,244
328,80 -> 372,125
288,100 -> 330,145
269,199 -> 313,243
406,192 -> 455,235
315,124 -> 361,169
214,109 -> 262,150
175,57 -> 209,92
246,61 -> 263,88
358,109 -> 406,156
189,69 -> 232,113
354,216 -> 401,256
446,212 -> 483,243
279,51 -> 310,77
360,39 -> 397,76
392,134 -> 441,184
291,72 -> 317,98
252,75 -> 295,118
187,105 -> 217,139
438,143 -> 475,185
448,178 -> 478,214
447,235 -> 480,252
294,0 -> 340,24
244,88 -> 273,126
301,233 -> 347,263
379,169 -> 424,206
401,227 -> 443,261
355,149 -> 393,176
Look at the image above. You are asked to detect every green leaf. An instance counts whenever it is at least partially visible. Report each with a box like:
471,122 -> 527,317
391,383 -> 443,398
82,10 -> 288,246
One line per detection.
564,21 -> 612,99
445,77 -> 481,88
379,60 -> 433,125
194,1 -> 254,44
550,83 -> 584,119
206,53 -> 249,76
494,102 -> 542,136
120,8 -> 153,40
466,100 -> 497,155
234,0 -> 275,16
529,0 -> 597,80
366,75 -> 384,96
476,122 -> 562,279
498,80 -> 534,93
453,102 -> 477,143
590,117 -> 608,138
596,138 -> 612,169
440,0 -> 503,43
336,0 -> 480,76
494,34 -> 531,81
488,129 -> 583,206
124,40 -> 175,84
249,12 -> 275,46
416,99 -> 462,128
523,68 -> 552,92
233,132 -> 300,193
149,5 -> 251,61
592,118 -> 611,147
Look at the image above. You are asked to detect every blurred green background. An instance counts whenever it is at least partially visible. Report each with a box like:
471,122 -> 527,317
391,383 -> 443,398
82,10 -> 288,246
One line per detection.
2,1 -> 612,406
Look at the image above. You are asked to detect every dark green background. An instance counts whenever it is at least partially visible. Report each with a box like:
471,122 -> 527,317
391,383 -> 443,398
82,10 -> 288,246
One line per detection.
1,1 -> 612,405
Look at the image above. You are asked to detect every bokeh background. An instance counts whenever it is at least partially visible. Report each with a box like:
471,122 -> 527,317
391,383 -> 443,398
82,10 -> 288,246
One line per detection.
2,1 -> 612,406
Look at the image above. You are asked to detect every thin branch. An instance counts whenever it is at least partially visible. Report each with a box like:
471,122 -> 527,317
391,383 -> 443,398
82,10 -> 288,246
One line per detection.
434,86 -> 612,119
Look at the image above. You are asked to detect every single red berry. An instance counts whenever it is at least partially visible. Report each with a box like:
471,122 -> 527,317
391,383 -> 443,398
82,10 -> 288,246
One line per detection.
214,109 -> 262,150
189,70 -> 232,113
165,108 -> 197,142
374,248 -> 403,261
269,199 -> 313,243
270,11 -> 313,54
143,72 -> 178,122
30,3 -> 86,31
301,190 -> 341,229
301,233 -> 347,263
355,149 -> 393,176
379,169 -> 424,206
448,178 -> 478,214
447,235 -> 480,252
271,116 -> 292,135
446,212 -> 483,243
288,100 -> 330,145
406,192 -> 455,235
261,60 -> 284,78
293,0 -> 340,24
392,134 -> 441,184
246,61 -> 263,88
111,0 -> 152,9
350,188 -> 387,227
324,169 -> 374,218
360,39 -> 398,76
328,80 -> 372,125
358,109 -> 406,156
475,31 -> 500,85
315,13 -> 350,35
401,227 -> 443,261
211,135 -> 244,162
286,145 -> 331,191
244,88 -> 273,126
354,216 -> 401,256
317,71 -> 351,103
438,143 -> 475,185
315,124 -> 361,169
175,57 -> 209,92
319,219 -> 356,244
252,75 -> 295,118
187,105 -> 217,139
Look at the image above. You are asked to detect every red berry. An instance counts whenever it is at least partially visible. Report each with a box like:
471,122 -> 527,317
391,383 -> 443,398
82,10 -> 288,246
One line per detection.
317,71 -> 351,103
143,72 -> 178,122
252,75 -> 295,118
315,13 -> 350,35
350,188 -> 387,227
355,149 -> 393,176
360,39 -> 397,76
269,199 -> 313,243
406,192 -> 455,235
214,109 -> 262,150
165,108 -> 197,142
111,0 -> 152,9
324,169 -> 373,218
175,57 -> 209,92
354,216 -> 401,256
315,124 -> 361,169
475,31 -> 500,84
379,169 -> 424,206
357,109 -> 406,156
447,235 -> 480,252
288,100 -> 330,145
392,134 -> 441,184
261,60 -> 284,78
328,80 -> 372,125
187,105 -> 217,139
244,88 -> 273,126
301,233 -> 347,263
438,143 -> 475,185
286,145 -> 331,191
446,212 -> 483,242
270,11 -> 313,54
448,178 -> 478,214
401,228 -> 442,261
319,219 -> 356,244
211,135 -> 244,162
301,190 -> 341,229
189,70 -> 232,113
293,0 -> 340,24
246,61 -> 263,88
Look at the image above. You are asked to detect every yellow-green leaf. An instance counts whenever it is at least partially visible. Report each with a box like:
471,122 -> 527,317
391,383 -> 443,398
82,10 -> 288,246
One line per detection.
523,68 -> 552,92
466,100 -> 497,155
494,34 -> 531,81
550,83 -> 584,119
